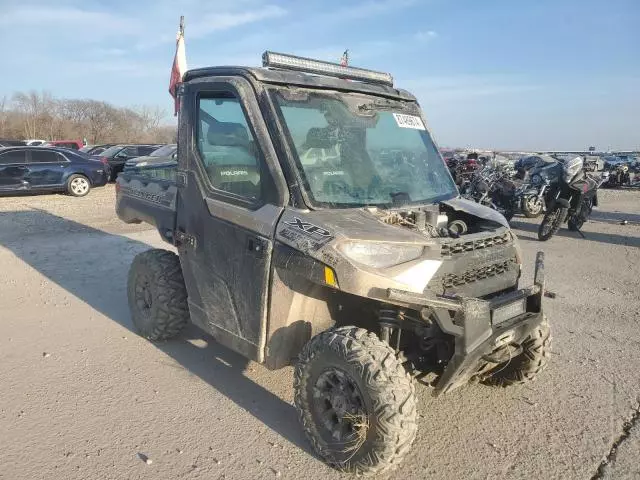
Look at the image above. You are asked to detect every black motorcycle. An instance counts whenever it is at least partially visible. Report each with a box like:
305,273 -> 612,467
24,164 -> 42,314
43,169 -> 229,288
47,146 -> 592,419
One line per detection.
462,166 -> 520,220
513,155 -> 561,217
538,157 -> 603,241
604,164 -> 631,188
463,163 -> 552,221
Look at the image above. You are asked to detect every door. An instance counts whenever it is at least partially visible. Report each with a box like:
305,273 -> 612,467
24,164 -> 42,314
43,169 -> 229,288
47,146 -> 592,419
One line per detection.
138,146 -> 157,156
176,79 -> 287,362
0,150 -> 29,191
26,149 -> 67,188
111,146 -> 138,174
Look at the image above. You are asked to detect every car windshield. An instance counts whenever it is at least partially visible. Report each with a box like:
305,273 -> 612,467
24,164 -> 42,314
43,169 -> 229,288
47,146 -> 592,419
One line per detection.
270,90 -> 456,208
150,144 -> 177,157
98,145 -> 124,157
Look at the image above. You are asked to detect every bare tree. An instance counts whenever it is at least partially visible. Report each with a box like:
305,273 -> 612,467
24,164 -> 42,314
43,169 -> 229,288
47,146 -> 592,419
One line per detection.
0,96 -> 7,138
3,90 -> 175,144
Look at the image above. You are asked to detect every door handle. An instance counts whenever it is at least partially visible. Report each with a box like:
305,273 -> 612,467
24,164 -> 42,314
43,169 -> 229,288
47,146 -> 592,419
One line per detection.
246,236 -> 267,257
174,229 -> 197,249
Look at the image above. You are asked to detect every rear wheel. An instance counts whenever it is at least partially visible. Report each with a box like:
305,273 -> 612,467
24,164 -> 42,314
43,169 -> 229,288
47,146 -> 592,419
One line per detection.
568,199 -> 593,231
502,206 -> 515,222
66,174 -> 91,197
294,326 -> 417,475
127,249 -> 189,340
537,206 -> 568,241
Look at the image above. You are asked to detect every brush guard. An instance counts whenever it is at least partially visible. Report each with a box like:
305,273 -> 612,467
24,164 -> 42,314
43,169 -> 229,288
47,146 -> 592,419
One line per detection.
386,251 -> 546,395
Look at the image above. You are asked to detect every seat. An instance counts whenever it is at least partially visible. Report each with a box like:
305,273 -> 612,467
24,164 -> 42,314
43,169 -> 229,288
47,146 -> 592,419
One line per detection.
202,121 -> 261,198
299,127 -> 340,166
207,120 -> 250,149
206,164 -> 261,198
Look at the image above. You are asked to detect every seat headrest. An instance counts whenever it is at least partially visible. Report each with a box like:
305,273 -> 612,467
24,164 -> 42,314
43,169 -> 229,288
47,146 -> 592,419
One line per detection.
304,127 -> 335,149
207,121 -> 250,148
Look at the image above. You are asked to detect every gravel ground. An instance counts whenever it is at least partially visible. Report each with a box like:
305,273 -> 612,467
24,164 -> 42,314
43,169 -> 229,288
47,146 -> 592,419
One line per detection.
0,185 -> 639,480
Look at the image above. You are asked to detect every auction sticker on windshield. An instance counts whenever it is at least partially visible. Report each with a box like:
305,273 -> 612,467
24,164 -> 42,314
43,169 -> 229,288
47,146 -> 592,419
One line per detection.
393,113 -> 426,130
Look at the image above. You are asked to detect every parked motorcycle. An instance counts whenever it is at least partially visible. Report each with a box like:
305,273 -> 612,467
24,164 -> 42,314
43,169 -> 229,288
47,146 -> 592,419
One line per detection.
604,164 -> 631,188
521,159 -> 564,217
447,156 -> 481,190
463,163 -> 551,221
537,157 -> 604,241
462,166 -> 520,220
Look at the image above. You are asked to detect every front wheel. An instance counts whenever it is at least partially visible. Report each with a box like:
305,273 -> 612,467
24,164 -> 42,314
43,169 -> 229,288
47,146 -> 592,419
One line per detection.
484,318 -> 551,387
66,174 -> 91,197
294,326 -> 417,475
537,206 -> 568,241
522,195 -> 544,217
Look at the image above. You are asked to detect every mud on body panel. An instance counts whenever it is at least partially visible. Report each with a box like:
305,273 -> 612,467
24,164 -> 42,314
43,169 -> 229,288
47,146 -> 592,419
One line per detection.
275,209 -> 444,299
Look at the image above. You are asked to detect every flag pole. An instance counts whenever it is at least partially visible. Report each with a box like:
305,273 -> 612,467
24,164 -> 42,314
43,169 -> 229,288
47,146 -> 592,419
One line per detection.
179,15 -> 184,36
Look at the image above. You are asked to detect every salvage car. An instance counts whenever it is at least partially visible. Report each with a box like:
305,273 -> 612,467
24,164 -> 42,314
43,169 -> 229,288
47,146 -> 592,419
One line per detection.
0,146 -> 109,196
115,52 -> 551,475
42,139 -> 84,150
92,144 -> 162,180
122,144 -> 177,173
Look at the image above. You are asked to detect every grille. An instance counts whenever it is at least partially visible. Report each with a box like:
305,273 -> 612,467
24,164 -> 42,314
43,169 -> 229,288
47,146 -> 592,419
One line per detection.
440,232 -> 511,256
441,259 -> 514,289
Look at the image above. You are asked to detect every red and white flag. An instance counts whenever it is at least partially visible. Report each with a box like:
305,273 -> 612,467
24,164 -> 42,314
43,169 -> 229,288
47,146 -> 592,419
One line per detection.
169,29 -> 187,116
340,49 -> 349,66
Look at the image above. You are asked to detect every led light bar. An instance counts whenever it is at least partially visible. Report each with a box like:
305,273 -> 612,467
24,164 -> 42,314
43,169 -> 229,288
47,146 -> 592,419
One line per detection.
262,51 -> 394,87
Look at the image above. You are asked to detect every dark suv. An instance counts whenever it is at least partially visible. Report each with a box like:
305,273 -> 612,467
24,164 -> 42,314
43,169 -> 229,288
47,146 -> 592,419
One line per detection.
92,144 -> 162,180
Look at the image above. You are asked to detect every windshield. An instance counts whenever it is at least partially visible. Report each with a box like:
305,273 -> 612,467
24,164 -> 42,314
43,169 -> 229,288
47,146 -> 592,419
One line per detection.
271,90 -> 457,208
98,145 -> 124,157
150,144 -> 177,157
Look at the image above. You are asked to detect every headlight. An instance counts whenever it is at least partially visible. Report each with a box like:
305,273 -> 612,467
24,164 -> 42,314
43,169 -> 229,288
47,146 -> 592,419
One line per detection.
338,242 -> 424,268
563,156 -> 583,183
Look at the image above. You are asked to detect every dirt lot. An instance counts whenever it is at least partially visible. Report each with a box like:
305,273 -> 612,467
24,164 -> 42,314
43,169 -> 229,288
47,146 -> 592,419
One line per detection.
1,186 -> 639,480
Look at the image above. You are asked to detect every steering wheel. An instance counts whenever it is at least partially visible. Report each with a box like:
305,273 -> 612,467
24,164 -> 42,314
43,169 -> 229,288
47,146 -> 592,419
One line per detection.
323,179 -> 353,198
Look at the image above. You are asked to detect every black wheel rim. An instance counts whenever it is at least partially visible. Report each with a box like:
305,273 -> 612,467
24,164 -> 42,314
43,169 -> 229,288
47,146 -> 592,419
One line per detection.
134,275 -> 153,317
312,368 -> 367,446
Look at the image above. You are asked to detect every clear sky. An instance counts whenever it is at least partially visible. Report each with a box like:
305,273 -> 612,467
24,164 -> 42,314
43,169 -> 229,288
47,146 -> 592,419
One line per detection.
0,0 -> 638,150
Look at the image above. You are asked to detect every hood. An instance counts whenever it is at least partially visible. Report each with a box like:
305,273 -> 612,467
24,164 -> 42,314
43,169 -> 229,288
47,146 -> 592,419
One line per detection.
126,155 -> 175,165
276,196 -> 510,255
284,208 -> 433,245
441,197 -> 510,229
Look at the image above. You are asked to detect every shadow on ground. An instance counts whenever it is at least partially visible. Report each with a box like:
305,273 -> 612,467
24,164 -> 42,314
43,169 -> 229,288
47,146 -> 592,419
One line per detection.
510,219 -> 640,247
590,210 -> 640,225
0,208 -> 313,456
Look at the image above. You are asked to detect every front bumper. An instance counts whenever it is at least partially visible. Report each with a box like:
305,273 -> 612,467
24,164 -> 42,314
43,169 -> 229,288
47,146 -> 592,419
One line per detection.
388,252 -> 546,395
92,168 -> 110,186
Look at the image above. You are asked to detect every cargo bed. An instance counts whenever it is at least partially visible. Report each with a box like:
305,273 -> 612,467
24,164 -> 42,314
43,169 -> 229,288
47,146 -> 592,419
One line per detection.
115,167 -> 178,244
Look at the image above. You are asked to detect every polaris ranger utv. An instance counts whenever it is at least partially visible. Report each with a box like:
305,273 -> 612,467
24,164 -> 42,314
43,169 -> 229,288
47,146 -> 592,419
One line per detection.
116,52 -> 551,475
